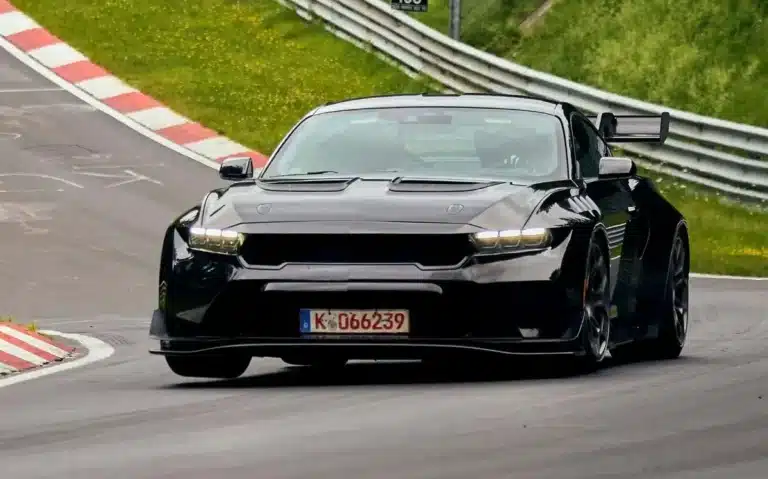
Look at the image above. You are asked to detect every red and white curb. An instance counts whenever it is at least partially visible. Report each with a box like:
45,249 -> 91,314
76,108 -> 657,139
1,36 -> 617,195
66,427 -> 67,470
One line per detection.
0,329 -> 114,387
0,323 -> 75,376
0,0 -> 268,170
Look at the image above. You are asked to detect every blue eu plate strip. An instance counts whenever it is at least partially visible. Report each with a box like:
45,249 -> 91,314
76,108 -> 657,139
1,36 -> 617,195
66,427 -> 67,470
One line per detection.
299,309 -> 311,333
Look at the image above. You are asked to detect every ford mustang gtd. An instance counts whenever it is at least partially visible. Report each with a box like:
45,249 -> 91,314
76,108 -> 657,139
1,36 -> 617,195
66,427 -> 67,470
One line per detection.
149,94 -> 690,379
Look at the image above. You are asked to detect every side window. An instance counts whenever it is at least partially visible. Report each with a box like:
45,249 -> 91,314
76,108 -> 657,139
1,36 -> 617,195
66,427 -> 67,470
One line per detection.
571,116 -> 601,178
597,136 -> 611,158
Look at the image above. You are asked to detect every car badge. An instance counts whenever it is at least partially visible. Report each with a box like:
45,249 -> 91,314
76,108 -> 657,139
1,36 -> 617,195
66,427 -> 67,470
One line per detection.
256,203 -> 272,214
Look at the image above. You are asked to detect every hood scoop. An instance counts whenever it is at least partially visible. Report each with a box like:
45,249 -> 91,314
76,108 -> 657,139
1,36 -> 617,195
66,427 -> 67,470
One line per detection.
256,177 -> 358,192
388,176 -> 505,192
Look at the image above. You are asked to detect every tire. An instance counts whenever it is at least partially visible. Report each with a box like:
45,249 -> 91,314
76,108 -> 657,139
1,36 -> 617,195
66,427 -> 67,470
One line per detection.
572,235 -> 611,373
165,354 -> 251,379
611,223 -> 690,362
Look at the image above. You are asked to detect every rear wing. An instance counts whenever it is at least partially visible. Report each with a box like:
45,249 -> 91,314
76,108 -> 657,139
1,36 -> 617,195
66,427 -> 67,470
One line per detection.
586,112 -> 670,144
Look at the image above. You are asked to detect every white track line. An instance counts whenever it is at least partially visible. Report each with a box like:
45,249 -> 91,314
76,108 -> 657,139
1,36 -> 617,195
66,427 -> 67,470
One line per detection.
690,273 -> 768,281
0,87 -> 62,93
0,331 -> 114,388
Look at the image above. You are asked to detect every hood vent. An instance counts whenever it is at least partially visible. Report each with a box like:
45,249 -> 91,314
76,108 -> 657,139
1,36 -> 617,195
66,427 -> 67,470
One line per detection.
388,176 -> 504,192
256,177 -> 358,192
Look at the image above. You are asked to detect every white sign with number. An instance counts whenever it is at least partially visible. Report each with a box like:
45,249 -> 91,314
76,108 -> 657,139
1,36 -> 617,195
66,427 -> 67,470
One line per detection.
391,0 -> 428,13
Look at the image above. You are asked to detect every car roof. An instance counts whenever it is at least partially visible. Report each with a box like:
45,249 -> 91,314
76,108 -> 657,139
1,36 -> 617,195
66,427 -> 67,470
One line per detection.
313,93 -> 563,116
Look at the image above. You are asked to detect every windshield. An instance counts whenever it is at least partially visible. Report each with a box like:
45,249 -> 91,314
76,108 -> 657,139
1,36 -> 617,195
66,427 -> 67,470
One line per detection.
261,107 -> 568,182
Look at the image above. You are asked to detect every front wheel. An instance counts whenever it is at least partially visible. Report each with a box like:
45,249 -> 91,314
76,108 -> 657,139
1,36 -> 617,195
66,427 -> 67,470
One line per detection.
573,238 -> 611,372
165,354 -> 251,379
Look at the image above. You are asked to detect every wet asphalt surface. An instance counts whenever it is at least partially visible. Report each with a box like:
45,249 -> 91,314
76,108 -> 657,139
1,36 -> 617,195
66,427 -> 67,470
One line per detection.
0,48 -> 766,479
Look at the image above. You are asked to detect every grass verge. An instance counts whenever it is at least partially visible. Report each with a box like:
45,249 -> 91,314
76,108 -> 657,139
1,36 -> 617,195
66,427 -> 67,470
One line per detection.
512,0 -> 768,128
11,0 -> 768,276
636,168 -> 768,277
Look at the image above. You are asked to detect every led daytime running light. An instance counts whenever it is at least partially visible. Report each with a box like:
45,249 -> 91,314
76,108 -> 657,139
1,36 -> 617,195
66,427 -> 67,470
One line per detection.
188,227 -> 244,255
471,228 -> 551,251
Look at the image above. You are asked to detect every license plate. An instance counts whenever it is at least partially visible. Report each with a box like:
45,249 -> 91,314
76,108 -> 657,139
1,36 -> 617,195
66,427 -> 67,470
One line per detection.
300,309 -> 410,334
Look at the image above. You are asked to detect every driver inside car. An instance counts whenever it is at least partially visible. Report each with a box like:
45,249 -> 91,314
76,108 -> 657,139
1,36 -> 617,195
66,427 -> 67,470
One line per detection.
474,129 -> 521,169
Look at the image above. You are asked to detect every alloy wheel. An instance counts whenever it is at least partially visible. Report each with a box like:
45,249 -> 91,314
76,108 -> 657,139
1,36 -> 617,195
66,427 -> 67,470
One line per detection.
584,243 -> 610,361
669,235 -> 689,346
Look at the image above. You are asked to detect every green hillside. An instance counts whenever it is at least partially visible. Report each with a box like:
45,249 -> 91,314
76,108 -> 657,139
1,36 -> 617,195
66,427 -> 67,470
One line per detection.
397,0 -> 768,128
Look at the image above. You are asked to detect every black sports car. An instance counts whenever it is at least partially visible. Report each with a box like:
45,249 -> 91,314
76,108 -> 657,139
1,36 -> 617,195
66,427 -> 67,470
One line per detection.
149,93 -> 690,379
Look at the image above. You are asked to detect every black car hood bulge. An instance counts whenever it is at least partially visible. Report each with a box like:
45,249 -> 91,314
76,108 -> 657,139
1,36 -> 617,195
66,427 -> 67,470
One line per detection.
201,178 -> 554,231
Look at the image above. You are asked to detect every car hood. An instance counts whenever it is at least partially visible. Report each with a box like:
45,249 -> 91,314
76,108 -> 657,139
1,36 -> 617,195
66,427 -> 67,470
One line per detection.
200,177 -> 557,232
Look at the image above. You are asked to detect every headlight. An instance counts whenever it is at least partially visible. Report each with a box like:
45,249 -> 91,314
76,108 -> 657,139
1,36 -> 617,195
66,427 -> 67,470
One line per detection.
471,228 -> 552,252
188,227 -> 244,255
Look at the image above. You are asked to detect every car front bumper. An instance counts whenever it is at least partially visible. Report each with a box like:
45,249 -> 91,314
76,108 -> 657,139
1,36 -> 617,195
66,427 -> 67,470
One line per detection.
150,236 -> 590,360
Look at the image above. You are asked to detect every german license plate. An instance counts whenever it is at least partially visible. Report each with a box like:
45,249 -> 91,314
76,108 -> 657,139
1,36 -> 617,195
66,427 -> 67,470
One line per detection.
299,309 -> 410,334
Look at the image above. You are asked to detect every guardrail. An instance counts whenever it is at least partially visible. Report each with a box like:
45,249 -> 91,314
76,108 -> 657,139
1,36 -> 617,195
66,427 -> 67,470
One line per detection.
277,0 -> 768,202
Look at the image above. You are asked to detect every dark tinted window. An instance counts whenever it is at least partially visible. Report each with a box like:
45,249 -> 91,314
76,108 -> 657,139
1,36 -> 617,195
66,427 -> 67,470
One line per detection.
262,107 -> 568,183
597,136 -> 611,157
571,115 -> 601,178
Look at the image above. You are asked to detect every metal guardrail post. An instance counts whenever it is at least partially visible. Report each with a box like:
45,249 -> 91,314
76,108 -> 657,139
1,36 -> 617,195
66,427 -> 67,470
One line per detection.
449,0 -> 461,40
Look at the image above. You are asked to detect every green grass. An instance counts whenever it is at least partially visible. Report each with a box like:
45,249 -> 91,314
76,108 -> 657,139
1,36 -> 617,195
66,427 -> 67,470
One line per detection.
411,0 -> 768,128
636,168 -> 768,276
13,0 -> 768,276
13,0 -> 436,155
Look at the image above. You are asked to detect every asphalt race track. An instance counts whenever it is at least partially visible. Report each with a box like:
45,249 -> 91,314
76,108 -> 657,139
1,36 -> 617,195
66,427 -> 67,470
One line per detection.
0,47 -> 767,479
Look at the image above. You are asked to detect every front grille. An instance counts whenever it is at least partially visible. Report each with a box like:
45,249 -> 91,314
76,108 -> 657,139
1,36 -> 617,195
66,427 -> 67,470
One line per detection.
239,233 -> 473,267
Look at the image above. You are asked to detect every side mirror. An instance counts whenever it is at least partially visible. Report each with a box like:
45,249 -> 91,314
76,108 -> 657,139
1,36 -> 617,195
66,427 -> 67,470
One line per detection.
219,156 -> 253,181
598,156 -> 636,179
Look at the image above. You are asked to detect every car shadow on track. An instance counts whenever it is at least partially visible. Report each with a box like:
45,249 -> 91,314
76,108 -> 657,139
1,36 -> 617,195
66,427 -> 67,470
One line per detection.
159,354 -> 707,390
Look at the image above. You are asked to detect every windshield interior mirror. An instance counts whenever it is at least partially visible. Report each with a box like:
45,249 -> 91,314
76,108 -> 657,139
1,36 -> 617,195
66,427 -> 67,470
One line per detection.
219,156 -> 254,181
598,156 -> 636,179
